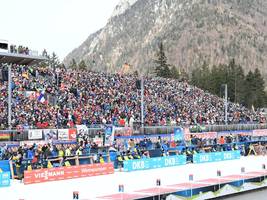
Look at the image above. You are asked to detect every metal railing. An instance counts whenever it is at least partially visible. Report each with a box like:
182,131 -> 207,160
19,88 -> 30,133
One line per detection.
203,123 -> 267,132
1,123 -> 267,142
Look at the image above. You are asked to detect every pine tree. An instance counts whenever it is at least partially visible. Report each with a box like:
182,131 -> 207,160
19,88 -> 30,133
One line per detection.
50,52 -> 60,71
40,49 -> 50,68
154,42 -> 171,78
199,62 -> 211,91
78,60 -> 87,70
180,68 -> 189,81
170,65 -> 180,79
70,59 -> 77,69
191,61 -> 266,109
253,68 -> 266,108
191,67 -> 202,87
244,70 -> 256,108
227,59 -> 245,103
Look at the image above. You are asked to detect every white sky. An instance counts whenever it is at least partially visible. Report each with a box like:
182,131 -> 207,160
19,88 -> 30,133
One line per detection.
0,0 -> 120,60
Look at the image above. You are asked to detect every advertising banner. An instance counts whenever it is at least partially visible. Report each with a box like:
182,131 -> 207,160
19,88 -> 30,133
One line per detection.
76,125 -> 88,142
193,150 -> 241,164
24,163 -> 114,185
43,129 -> 57,141
0,171 -> 10,187
68,129 -> 77,141
104,126 -> 114,146
123,155 -> 186,172
252,129 -> 267,137
28,129 -> 43,140
0,160 -> 11,174
58,129 -> 69,140
174,127 -> 184,141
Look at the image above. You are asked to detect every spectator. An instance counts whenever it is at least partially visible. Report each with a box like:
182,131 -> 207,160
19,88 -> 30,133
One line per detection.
0,65 -> 265,129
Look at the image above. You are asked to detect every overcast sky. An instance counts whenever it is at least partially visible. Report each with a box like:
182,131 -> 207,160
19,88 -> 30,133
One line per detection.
0,0 -> 120,60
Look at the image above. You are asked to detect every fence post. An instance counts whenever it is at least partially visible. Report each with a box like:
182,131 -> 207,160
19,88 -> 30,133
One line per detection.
75,156 -> 79,166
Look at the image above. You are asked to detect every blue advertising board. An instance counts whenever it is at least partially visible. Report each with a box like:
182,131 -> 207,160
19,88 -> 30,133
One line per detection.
123,155 -> 186,172
193,150 -> 241,164
104,125 -> 114,146
0,171 -> 10,187
174,128 -> 184,141
0,160 -> 11,175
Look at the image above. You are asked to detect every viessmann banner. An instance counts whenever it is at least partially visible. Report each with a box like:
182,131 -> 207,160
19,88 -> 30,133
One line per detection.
24,163 -> 114,184
123,155 -> 186,172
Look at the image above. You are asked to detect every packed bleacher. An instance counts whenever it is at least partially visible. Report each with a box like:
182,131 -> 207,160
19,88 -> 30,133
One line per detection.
0,65 -> 266,130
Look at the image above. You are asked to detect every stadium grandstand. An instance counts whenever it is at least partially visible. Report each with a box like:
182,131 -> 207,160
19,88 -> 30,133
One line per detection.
0,40 -> 267,200
0,66 -> 266,130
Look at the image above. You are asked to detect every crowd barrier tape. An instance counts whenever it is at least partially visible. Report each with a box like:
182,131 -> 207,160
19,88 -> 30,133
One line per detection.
123,155 -> 186,172
24,162 -> 114,185
193,150 -> 241,164
0,171 -> 11,187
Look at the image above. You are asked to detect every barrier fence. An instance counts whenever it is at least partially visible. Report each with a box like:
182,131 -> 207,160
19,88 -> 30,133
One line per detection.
123,155 -> 186,172
1,123 -> 267,140
193,150 -> 241,164
1,127 -> 267,143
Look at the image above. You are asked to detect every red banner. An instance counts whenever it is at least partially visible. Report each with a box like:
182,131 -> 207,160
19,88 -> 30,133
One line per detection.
24,163 -> 114,185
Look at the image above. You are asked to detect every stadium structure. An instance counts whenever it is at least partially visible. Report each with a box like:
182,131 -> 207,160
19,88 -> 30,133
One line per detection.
0,40 -> 267,200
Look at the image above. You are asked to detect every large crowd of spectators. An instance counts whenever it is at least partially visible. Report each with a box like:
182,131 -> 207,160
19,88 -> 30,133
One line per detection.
0,133 -> 266,179
9,45 -> 30,55
0,65 -> 266,130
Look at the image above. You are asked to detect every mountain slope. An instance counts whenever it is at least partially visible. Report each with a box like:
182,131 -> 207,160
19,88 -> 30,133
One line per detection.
64,0 -> 267,79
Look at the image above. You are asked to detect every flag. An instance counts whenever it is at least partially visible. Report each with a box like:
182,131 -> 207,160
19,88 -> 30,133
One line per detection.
22,72 -> 29,79
37,90 -> 46,103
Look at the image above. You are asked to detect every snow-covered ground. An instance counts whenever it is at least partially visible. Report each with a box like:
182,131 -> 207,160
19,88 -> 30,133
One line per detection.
0,156 -> 266,200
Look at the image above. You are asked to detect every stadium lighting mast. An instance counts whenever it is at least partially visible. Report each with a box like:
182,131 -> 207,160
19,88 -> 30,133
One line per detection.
8,64 -> 12,129
0,45 -> 47,130
224,84 -> 228,125
141,76 -> 144,128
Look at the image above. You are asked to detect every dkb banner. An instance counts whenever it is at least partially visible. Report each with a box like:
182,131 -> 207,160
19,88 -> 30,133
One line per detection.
123,155 -> 186,172
0,172 -> 10,187
193,150 -> 241,164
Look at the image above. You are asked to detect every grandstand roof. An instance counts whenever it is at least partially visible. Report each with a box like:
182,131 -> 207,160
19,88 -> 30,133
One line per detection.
0,52 -> 46,65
